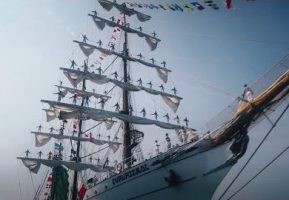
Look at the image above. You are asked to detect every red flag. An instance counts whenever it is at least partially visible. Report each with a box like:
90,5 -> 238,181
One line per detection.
47,176 -> 53,182
78,184 -> 87,199
73,120 -> 78,129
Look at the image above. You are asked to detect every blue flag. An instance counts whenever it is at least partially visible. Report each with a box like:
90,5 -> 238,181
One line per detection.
54,143 -> 64,151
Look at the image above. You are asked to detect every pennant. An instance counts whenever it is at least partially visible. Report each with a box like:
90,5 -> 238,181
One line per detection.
158,4 -> 167,10
182,3 -> 194,12
137,3 -> 143,8
191,2 -> 205,10
149,4 -> 159,9
169,4 -> 184,12
224,0 -> 232,9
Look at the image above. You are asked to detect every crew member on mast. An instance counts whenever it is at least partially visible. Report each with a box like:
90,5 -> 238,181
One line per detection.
137,78 -> 143,86
49,126 -> 54,133
184,117 -> 189,127
112,71 -> 118,80
163,113 -> 170,122
110,43 -> 115,51
38,151 -> 43,159
155,140 -> 160,155
161,61 -> 166,68
82,34 -> 88,43
174,115 -> 180,124
171,87 -> 177,95
150,58 -> 155,65
25,149 -> 30,157
183,130 -> 188,144
129,105 -> 133,115
54,90 -> 64,102
96,66 -> 102,75
98,98 -> 106,109
37,125 -> 42,132
137,53 -> 143,60
48,151 -> 52,160
165,133 -> 171,149
84,96 -> 90,107
159,84 -> 164,92
147,81 -> 153,89
114,102 -> 120,112
97,39 -> 103,47
70,59 -> 77,69
70,93 -> 78,104
140,108 -> 146,117
152,111 -> 158,120
110,16 -> 115,22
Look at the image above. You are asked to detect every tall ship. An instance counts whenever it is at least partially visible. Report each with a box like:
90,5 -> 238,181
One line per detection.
17,1 -> 289,200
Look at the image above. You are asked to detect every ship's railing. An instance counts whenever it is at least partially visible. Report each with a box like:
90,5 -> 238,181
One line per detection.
85,133 -> 202,189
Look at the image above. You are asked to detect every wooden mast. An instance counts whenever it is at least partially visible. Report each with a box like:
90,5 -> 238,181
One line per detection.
71,61 -> 87,200
122,14 -> 132,168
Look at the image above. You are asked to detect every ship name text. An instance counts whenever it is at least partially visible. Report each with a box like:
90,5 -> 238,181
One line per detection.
112,164 -> 150,185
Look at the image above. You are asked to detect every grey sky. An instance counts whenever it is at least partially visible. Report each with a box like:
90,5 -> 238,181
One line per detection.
0,0 -> 289,199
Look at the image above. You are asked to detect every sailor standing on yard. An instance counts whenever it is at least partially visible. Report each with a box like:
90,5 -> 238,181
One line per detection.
242,84 -> 254,101
84,96 -> 90,107
70,93 -> 78,104
165,133 -> 171,149
140,108 -> 146,117
25,150 -> 30,157
155,140 -> 160,155
98,98 -> 106,109
38,151 -> 43,159
70,59 -> 77,69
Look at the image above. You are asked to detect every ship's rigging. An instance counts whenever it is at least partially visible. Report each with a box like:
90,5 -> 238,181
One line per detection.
18,1 -> 191,199
16,1 -> 289,200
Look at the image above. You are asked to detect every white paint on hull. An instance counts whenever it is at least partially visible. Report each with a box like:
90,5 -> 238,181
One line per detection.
86,141 -> 233,200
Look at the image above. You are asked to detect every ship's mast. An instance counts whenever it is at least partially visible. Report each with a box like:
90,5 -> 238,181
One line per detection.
122,14 -> 132,168
71,62 -> 87,200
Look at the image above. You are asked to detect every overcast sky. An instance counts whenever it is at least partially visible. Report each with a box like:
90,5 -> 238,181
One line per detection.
0,0 -> 289,199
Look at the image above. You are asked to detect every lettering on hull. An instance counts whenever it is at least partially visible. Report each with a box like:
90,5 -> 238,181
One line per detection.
112,164 -> 150,185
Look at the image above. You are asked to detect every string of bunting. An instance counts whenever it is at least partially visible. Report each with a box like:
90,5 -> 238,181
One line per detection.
94,16 -> 123,67
125,0 -> 235,11
43,173 -> 53,198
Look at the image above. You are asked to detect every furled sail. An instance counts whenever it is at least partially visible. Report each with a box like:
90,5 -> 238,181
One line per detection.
43,109 -> 60,122
61,68 -> 181,111
97,0 -> 151,22
55,85 -> 110,100
17,157 -> 113,174
89,14 -> 160,51
32,132 -> 121,149
73,41 -> 168,81
41,100 -> 185,130
132,58 -> 170,83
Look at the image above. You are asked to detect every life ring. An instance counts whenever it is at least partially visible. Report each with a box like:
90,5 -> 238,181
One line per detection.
116,163 -> 123,172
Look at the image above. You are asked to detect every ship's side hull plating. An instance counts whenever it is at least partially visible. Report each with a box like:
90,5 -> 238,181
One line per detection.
86,142 -> 232,200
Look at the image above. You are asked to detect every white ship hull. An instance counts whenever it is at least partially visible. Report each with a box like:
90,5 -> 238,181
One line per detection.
86,141 -> 233,200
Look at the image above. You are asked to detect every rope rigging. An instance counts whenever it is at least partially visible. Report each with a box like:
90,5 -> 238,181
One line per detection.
226,145 -> 289,200
218,101 -> 289,200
